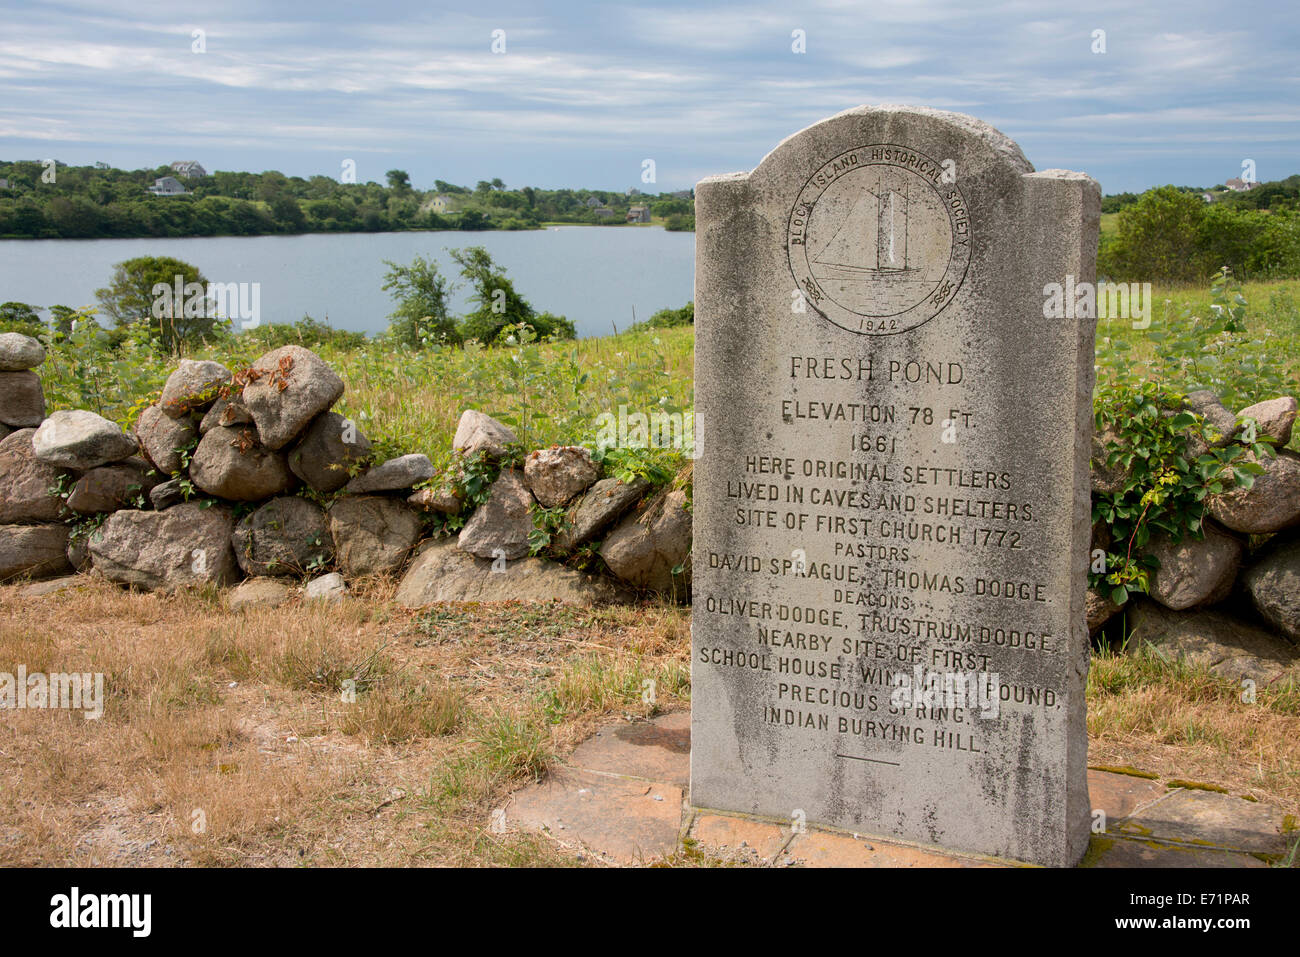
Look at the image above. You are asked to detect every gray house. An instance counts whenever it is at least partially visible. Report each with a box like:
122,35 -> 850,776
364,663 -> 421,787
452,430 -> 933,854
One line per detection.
149,176 -> 187,195
170,161 -> 207,178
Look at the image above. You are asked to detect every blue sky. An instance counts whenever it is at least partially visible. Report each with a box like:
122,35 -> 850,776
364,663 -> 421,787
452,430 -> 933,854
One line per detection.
3,0 -> 1297,194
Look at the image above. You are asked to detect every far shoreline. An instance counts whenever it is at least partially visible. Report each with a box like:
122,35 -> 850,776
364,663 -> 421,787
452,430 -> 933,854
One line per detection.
0,221 -> 693,244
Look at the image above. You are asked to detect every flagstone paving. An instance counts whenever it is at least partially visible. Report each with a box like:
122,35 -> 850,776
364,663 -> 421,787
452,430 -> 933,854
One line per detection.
503,711 -> 1298,867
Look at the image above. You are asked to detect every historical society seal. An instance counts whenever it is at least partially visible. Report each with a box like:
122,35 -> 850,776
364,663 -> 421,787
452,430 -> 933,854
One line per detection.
787,144 -> 971,335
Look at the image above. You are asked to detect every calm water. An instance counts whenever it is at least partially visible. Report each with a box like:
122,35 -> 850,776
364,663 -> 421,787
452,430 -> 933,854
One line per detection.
0,227 -> 696,339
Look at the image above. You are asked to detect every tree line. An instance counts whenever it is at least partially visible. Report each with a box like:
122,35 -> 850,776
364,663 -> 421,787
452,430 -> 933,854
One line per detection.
1100,181 -> 1300,284
0,160 -> 694,239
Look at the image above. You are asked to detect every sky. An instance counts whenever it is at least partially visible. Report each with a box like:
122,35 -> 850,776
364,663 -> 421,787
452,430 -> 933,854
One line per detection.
2,0 -> 1297,195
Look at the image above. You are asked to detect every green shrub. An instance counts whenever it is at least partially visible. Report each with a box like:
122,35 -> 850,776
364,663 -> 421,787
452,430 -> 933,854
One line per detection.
630,301 -> 693,331
0,301 -> 44,337
1091,270 -> 1292,605
1100,187 -> 1300,284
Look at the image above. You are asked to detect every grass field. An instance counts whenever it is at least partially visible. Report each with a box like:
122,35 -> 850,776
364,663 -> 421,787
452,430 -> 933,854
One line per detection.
5,277 -> 1299,866
35,277 -> 1299,464
1100,277 -> 1300,366
2,579 -> 1294,867
38,323 -> 696,470
0,581 -> 692,866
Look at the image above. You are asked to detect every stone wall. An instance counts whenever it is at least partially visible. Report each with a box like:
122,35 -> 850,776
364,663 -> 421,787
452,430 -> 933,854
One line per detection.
0,334 -> 691,606
3,328 -> 1295,668
1088,390 -> 1300,682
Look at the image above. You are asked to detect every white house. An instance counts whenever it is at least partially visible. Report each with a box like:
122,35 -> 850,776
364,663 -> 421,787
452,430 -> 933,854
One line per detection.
170,161 -> 207,178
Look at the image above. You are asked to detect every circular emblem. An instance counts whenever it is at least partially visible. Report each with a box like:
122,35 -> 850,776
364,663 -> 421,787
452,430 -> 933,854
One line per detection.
787,144 -> 970,335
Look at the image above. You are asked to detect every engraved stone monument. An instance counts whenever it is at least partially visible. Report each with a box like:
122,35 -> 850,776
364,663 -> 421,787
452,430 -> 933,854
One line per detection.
691,106 -> 1099,866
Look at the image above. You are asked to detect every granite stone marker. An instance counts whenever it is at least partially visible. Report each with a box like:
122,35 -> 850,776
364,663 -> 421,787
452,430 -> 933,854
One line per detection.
692,106 -> 1098,867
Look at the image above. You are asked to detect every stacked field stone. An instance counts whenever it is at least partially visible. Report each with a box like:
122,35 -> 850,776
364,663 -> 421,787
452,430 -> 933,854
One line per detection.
0,333 -> 69,580
1,339 -> 686,609
1089,391 -> 1300,683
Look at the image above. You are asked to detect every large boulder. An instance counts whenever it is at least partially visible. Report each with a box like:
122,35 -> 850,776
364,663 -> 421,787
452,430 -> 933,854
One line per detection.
396,538 -> 631,607
286,411 -> 371,492
1126,600 -> 1298,685
67,532 -> 93,572
0,332 -> 45,371
32,409 -> 137,469
135,404 -> 198,475
1145,521 -> 1243,610
457,469 -> 535,561
524,446 -> 600,507
407,486 -> 463,516
0,524 -> 71,582
20,575 -> 82,599
159,359 -> 230,418
0,428 -> 66,523
1242,536 -> 1300,643
0,370 -> 45,427
1184,390 -> 1238,445
89,502 -> 238,591
149,477 -> 186,511
327,495 -> 420,577
240,346 -> 344,450
345,453 -> 434,494
453,409 -> 517,461
305,572 -> 347,603
553,476 -> 649,552
66,458 -> 156,514
1086,587 -> 1121,634
189,425 -> 295,501
1089,424 -> 1129,496
231,496 -> 332,578
199,397 -> 253,434
1237,396 -> 1297,447
600,487 -> 692,594
228,577 -> 292,611
1207,451 -> 1300,534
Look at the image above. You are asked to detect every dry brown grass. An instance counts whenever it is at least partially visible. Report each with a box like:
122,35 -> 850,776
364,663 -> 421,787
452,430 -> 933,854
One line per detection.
0,577 -> 690,867
1087,640 -> 1300,816
3,575 -> 1296,866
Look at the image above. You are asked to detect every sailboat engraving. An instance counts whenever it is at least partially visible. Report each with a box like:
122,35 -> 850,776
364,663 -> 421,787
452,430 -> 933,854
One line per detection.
812,175 -> 923,279
787,144 -> 970,335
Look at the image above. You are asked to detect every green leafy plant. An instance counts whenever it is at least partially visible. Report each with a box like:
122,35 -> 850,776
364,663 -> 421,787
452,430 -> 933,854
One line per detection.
592,443 -> 679,487
528,503 -> 571,556
1144,269 -> 1295,408
66,512 -> 107,555
1091,271 -> 1286,606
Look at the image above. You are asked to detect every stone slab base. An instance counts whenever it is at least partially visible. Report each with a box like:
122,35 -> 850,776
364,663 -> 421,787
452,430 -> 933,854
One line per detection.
503,712 -> 1297,867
